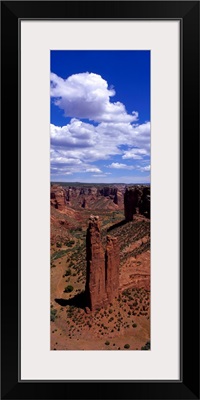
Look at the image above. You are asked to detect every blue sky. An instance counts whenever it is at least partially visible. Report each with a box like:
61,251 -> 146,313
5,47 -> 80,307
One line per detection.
50,50 -> 150,183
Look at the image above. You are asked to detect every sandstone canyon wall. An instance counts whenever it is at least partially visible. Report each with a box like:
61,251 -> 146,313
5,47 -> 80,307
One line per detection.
50,186 -> 66,211
51,184 -> 124,210
124,186 -> 150,221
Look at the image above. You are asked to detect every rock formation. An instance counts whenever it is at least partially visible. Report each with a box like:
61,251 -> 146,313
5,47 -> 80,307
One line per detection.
81,198 -> 87,208
99,187 -> 117,198
85,216 -> 120,311
113,191 -> 118,205
139,187 -> 150,218
124,187 -> 141,221
51,183 -> 125,210
124,186 -> 150,221
50,186 -> 66,210
85,216 -> 107,311
105,236 -> 120,302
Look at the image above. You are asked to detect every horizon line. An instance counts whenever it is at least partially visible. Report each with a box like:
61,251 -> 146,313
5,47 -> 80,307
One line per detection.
50,181 -> 151,185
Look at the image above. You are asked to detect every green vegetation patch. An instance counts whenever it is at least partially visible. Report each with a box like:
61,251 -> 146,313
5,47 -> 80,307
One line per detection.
51,308 -> 57,322
64,285 -> 74,293
141,341 -> 150,350
51,249 -> 71,261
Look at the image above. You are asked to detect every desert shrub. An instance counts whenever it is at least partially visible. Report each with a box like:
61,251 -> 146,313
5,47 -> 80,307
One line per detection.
64,239 -> 75,247
141,341 -> 150,350
124,344 -> 130,349
132,323 -> 137,328
51,308 -> 57,322
105,341 -> 110,346
51,249 -> 69,261
123,289 -> 131,297
71,227 -> 82,232
65,269 -> 71,276
64,285 -> 74,293
56,242 -> 62,248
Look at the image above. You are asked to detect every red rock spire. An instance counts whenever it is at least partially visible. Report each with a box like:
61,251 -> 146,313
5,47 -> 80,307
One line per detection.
85,215 -> 120,311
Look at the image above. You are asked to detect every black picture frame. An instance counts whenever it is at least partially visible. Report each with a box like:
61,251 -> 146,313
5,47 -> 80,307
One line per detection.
1,1 -> 199,399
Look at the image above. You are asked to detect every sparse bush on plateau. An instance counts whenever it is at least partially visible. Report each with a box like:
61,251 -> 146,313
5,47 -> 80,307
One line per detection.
66,240 -> 75,247
141,341 -> 150,350
124,344 -> 130,349
64,285 -> 74,293
105,341 -> 110,346
51,308 -> 57,322
65,269 -> 71,276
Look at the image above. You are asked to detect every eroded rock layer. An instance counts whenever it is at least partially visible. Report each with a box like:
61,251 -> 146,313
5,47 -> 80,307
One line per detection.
50,186 -> 66,210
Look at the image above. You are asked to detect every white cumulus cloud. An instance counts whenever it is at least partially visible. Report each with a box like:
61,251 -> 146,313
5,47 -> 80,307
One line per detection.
86,168 -> 102,173
50,71 -> 150,179
122,148 -> 149,160
51,72 -> 138,123
108,162 -> 135,170
137,165 -> 151,172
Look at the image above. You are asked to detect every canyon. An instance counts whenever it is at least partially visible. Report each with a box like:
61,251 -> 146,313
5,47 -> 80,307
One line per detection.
50,183 -> 150,350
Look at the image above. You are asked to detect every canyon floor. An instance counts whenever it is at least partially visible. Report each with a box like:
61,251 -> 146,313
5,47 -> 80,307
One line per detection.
50,184 -> 150,351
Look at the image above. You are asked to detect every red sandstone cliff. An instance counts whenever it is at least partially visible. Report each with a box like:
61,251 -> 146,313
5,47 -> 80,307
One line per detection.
124,186 -> 150,221
50,185 -> 66,210
51,184 -> 125,211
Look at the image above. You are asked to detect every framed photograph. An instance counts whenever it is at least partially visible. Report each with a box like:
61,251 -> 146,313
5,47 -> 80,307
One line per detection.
1,1 -> 199,399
